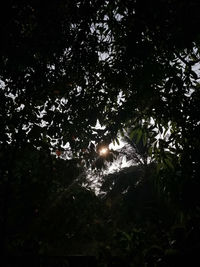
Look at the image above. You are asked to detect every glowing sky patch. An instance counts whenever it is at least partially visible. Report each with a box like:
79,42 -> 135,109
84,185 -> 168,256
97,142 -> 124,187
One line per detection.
99,147 -> 109,156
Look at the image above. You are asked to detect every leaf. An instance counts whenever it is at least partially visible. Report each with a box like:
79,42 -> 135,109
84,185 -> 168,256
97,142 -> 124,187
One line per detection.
165,78 -> 173,93
119,128 -> 125,137
148,147 -> 153,156
115,138 -> 120,146
136,129 -> 142,144
191,70 -> 198,80
142,132 -> 147,146
164,157 -> 174,170
129,129 -> 136,140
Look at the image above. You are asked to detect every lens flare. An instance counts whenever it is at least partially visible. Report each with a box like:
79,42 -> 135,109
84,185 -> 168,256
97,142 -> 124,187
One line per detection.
99,147 -> 109,156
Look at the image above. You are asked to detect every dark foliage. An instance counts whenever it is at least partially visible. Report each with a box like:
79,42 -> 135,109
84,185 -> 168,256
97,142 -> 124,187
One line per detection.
1,0 -> 200,265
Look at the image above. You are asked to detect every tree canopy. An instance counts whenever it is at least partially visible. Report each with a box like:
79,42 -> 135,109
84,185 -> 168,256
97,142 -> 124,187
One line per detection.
1,0 -> 200,265
1,0 -> 200,151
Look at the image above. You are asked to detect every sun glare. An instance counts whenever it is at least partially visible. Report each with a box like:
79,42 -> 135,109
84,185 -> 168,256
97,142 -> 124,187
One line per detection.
99,147 -> 109,156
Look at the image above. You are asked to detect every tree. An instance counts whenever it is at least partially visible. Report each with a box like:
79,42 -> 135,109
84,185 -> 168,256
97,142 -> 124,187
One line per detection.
1,0 -> 200,151
95,126 -> 200,266
1,0 -> 200,264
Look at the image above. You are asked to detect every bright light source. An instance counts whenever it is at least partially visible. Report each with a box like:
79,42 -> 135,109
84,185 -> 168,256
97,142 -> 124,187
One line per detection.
99,147 -> 109,156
